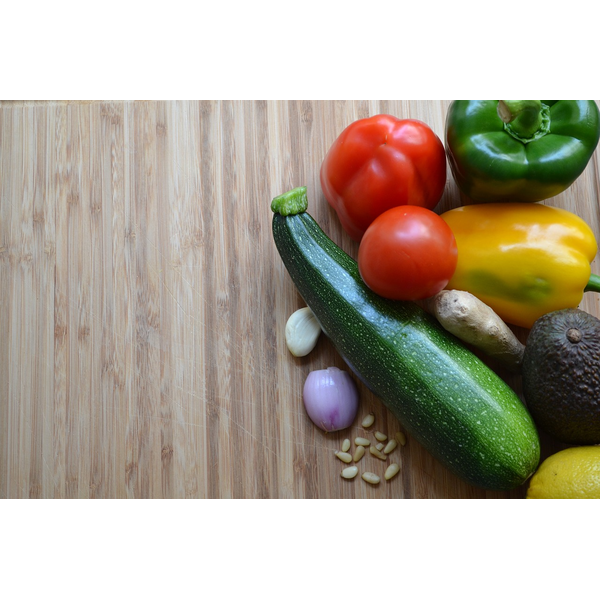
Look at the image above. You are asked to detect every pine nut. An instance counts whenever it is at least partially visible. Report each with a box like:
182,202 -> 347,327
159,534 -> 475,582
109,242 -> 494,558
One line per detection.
362,472 -> 380,485
395,431 -> 407,446
335,451 -> 352,464
376,442 -> 385,451
341,466 -> 358,479
341,439 -> 351,453
385,463 -> 400,481
355,437 -> 371,447
383,439 -> 398,454
370,446 -> 386,460
361,413 -> 375,428
353,445 -> 365,463
374,431 -> 387,442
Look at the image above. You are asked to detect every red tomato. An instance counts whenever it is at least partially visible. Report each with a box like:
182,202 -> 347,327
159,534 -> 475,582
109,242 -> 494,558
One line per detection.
358,206 -> 458,301
320,114 -> 446,242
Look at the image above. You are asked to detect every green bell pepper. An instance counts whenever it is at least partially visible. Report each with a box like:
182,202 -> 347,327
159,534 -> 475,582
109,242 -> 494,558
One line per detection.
445,100 -> 600,203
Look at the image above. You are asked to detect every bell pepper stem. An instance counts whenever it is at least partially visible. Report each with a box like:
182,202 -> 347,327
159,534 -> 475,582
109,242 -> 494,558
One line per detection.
584,273 -> 600,293
498,100 -> 546,140
498,100 -> 551,144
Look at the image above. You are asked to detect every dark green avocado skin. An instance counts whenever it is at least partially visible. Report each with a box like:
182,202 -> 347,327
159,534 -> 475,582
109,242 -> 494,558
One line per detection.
523,309 -> 600,444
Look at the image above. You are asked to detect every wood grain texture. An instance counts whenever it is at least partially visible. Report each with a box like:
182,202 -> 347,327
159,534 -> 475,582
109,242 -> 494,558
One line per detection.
1,100 -> 599,499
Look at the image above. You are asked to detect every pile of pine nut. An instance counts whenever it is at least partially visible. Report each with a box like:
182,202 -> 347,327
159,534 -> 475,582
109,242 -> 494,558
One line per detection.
335,412 -> 407,485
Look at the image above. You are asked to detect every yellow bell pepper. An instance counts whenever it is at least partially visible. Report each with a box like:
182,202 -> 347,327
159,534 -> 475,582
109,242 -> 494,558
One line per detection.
441,203 -> 599,329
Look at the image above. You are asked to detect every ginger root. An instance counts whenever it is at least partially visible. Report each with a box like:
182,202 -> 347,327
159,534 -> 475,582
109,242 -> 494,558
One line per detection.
427,289 -> 525,371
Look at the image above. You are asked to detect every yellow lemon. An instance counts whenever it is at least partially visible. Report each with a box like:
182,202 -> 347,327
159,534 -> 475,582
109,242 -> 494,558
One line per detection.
526,446 -> 600,499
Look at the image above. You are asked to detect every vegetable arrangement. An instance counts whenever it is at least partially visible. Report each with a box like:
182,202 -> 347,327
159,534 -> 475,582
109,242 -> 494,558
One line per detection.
272,187 -> 540,491
273,100 -> 600,497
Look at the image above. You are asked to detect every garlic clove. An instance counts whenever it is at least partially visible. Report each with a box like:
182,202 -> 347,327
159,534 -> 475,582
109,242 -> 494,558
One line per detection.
285,307 -> 322,357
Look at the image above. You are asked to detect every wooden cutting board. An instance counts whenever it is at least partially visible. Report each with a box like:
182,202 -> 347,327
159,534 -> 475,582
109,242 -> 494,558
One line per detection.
1,100 -> 599,499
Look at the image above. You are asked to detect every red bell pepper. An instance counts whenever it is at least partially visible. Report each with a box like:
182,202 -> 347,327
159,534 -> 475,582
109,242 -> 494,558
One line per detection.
320,114 -> 447,242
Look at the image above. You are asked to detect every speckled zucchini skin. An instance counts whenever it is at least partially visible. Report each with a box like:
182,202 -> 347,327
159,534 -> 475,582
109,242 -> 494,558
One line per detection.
273,210 -> 540,491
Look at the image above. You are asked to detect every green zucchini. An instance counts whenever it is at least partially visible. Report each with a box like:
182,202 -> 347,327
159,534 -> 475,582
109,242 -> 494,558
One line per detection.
272,187 -> 540,491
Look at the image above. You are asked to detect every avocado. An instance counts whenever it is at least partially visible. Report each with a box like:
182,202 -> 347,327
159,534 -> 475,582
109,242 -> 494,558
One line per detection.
522,308 -> 600,445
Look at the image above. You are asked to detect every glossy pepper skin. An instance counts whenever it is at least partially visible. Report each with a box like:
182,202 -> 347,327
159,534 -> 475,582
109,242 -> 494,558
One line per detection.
441,203 -> 599,329
320,114 -> 446,242
446,100 -> 600,203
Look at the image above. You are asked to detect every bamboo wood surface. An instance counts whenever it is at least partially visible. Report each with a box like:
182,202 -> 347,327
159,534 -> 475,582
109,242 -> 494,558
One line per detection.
1,100 -> 599,499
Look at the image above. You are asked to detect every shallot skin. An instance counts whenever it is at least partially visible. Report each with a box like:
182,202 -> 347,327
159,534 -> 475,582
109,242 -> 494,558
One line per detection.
302,367 -> 359,432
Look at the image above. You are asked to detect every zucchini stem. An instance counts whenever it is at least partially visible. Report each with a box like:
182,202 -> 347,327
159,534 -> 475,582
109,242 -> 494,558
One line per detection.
271,187 -> 308,216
